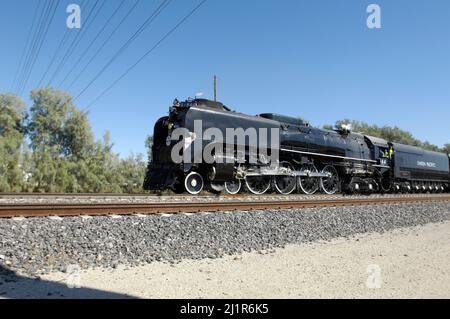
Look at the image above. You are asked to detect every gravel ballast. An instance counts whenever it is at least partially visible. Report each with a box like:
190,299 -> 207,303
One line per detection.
1,202 -> 449,276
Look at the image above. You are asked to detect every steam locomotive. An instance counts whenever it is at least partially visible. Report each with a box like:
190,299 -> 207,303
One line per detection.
144,98 -> 450,195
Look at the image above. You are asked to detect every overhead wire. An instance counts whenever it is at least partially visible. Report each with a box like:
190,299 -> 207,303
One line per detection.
15,0 -> 52,94
37,0 -> 88,88
18,0 -> 60,96
74,0 -> 173,100
12,0 -> 43,92
46,0 -> 106,86
66,0 -> 142,91
57,0 -> 127,88
82,0 -> 208,112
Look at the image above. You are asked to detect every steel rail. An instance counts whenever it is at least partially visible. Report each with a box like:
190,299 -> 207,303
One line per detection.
0,192 -> 156,197
0,195 -> 449,218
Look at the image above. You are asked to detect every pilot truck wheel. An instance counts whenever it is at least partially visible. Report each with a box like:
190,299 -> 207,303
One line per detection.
184,172 -> 204,195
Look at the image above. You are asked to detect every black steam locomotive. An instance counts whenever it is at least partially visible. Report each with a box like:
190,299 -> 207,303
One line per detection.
144,98 -> 450,195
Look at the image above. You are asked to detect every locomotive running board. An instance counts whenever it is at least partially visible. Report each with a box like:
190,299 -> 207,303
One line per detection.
280,148 -> 377,163
244,171 -> 329,178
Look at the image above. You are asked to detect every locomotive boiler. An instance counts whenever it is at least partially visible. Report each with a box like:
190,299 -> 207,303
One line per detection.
144,98 -> 450,195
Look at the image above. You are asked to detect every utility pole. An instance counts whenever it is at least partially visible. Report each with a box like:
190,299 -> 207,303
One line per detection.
214,75 -> 217,102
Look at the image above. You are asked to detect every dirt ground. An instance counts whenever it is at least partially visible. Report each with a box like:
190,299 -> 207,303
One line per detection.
2,221 -> 450,298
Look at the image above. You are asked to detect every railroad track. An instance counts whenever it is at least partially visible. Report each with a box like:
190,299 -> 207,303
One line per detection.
0,194 -> 449,218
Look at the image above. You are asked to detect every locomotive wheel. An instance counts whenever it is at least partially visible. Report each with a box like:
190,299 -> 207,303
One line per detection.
274,161 -> 297,195
320,165 -> 340,195
184,172 -> 204,195
245,175 -> 271,195
380,177 -> 392,193
298,164 -> 319,195
224,179 -> 242,195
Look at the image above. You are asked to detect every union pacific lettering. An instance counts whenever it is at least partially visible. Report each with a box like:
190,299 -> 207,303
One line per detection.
417,161 -> 437,168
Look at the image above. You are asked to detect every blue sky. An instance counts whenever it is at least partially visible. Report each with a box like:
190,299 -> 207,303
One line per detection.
0,0 -> 449,157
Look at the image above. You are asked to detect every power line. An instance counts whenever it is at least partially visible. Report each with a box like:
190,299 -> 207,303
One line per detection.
46,0 -> 104,86
17,0 -> 57,95
74,0 -> 172,101
15,0 -> 50,93
18,0 -> 60,96
15,0 -> 52,94
12,0 -> 43,92
37,28 -> 71,88
37,0 -> 88,88
83,0 -> 208,112
66,0 -> 141,91
46,0 -> 106,86
57,0 -> 127,88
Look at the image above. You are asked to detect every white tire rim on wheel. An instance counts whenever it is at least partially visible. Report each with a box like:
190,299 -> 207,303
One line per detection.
184,172 -> 204,195
320,165 -> 339,195
298,164 -> 319,195
274,161 -> 297,195
245,176 -> 271,195
224,180 -> 241,195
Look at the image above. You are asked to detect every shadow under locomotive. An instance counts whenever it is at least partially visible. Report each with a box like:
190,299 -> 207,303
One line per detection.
144,98 -> 450,196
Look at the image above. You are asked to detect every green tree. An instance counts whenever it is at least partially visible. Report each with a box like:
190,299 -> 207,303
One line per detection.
145,135 -> 153,163
0,93 -> 26,191
83,132 -> 123,193
62,108 -> 94,158
422,141 -> 441,152
116,153 -> 146,193
325,119 -> 441,152
443,144 -> 450,154
27,88 -> 96,192
2,87 -> 151,194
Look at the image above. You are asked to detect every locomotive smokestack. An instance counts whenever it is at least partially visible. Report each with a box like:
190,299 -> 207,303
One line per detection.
214,75 -> 218,102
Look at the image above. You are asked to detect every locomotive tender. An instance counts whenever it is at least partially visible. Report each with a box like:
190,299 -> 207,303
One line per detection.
144,98 -> 450,195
